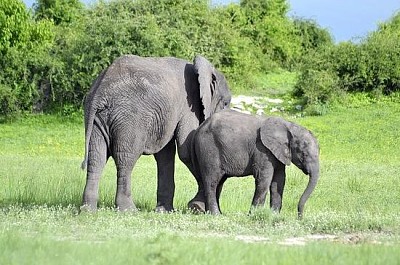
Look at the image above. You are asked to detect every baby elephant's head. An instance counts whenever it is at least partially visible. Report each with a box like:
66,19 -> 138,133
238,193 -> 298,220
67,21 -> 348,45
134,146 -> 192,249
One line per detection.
260,116 -> 320,218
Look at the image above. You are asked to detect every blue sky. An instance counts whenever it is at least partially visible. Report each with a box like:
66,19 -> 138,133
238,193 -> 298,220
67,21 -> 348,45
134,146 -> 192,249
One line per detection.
289,0 -> 399,42
23,0 -> 399,42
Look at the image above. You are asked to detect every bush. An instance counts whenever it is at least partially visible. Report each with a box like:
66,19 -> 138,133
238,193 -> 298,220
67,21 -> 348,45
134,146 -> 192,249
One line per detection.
293,17 -> 333,53
360,23 -> 400,94
0,0 -> 54,115
0,83 -> 19,119
293,45 -> 343,114
293,11 -> 400,112
333,19 -> 400,95
294,69 -> 340,115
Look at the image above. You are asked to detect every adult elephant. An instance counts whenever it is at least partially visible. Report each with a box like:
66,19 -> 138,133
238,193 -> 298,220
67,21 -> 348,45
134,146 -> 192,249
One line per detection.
80,55 -> 231,212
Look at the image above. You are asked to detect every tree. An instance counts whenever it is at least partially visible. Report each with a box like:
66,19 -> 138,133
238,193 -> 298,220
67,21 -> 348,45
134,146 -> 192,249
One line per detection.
0,0 -> 54,117
237,0 -> 301,68
360,11 -> 400,94
293,17 -> 333,52
33,0 -> 83,25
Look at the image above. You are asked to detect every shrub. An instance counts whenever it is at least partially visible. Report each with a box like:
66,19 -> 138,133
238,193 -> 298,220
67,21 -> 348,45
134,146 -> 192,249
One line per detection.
360,22 -> 400,94
294,69 -> 340,115
293,17 -> 333,53
293,11 -> 400,112
0,0 -> 54,115
293,45 -> 343,114
0,83 -> 19,119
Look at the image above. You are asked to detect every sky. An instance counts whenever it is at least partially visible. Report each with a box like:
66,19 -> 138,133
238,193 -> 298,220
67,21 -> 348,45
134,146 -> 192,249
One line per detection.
23,0 -> 399,42
289,0 -> 399,42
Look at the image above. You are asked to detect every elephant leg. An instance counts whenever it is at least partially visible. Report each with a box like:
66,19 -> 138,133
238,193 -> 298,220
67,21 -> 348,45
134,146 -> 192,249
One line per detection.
112,131 -> 142,212
154,139 -> 176,213
270,164 -> 286,212
187,169 -> 206,214
216,176 -> 227,213
113,152 -> 139,211
81,126 -> 109,212
204,175 -> 222,215
251,167 -> 273,209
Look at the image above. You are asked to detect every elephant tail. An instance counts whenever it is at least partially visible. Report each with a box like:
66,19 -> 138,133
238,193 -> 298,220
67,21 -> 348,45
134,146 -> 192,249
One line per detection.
81,98 -> 97,170
81,70 -> 107,170
297,163 -> 320,219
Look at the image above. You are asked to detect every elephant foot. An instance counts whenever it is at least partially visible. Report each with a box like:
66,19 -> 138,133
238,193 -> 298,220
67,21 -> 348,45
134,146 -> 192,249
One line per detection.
188,200 -> 206,214
115,196 -> 137,212
79,203 -> 97,214
154,205 -> 174,213
116,204 -> 138,213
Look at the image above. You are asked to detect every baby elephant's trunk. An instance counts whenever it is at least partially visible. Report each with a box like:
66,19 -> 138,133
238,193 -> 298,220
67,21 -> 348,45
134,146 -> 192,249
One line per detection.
297,164 -> 319,219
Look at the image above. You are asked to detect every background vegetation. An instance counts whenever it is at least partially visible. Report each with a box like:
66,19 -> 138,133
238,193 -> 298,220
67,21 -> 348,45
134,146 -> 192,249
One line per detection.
2,0 -> 399,118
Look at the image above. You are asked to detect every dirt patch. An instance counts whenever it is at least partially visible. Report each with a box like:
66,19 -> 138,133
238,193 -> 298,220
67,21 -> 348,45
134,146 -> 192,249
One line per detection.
235,235 -> 270,243
279,234 -> 337,246
341,234 -> 383,245
234,233 -> 384,246
234,234 -> 338,245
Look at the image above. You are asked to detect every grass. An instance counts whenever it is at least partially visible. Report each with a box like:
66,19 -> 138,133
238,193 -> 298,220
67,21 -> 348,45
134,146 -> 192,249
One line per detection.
1,98 -> 400,264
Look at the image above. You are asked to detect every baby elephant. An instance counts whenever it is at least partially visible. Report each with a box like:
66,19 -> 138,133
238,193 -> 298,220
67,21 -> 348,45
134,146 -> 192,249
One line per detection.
188,109 -> 320,218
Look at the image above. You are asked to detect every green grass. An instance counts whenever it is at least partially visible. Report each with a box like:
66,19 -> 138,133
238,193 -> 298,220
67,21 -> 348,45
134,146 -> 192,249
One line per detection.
1,100 -> 400,264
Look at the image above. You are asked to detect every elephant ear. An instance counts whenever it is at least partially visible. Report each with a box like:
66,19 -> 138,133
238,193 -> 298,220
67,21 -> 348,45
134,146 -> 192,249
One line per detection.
260,117 -> 292,166
193,55 -> 217,120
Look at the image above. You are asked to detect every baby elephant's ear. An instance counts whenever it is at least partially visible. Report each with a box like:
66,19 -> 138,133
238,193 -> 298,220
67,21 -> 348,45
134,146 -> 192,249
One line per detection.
260,117 -> 292,166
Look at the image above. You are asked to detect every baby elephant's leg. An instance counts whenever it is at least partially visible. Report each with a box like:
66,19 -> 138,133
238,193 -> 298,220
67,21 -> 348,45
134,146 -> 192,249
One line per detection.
270,164 -> 286,212
204,174 -> 223,215
251,167 -> 274,207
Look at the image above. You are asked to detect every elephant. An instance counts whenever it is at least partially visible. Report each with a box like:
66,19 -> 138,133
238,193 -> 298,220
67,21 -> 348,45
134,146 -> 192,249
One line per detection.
80,54 -> 231,212
188,109 -> 320,218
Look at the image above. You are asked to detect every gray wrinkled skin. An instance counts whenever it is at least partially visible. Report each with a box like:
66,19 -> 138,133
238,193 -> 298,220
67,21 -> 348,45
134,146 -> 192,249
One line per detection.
81,55 -> 231,212
188,109 -> 319,218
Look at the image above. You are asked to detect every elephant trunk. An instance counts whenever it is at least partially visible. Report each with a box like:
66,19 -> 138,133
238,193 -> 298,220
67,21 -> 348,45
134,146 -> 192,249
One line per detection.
297,163 -> 319,219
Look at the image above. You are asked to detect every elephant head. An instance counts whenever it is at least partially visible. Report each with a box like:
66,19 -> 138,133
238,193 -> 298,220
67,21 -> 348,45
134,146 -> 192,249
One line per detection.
260,116 -> 320,218
194,55 -> 231,120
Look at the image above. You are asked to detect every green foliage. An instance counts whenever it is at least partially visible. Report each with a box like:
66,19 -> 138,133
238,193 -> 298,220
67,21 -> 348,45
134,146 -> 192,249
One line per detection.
236,0 -> 302,69
294,69 -> 339,115
293,17 -> 333,53
213,3 -> 266,92
294,11 -> 400,111
0,83 -> 18,119
293,45 -> 342,114
33,0 -> 83,25
0,0 -> 54,117
359,15 -> 400,94
11,0 -> 400,117
0,0 -> 334,117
